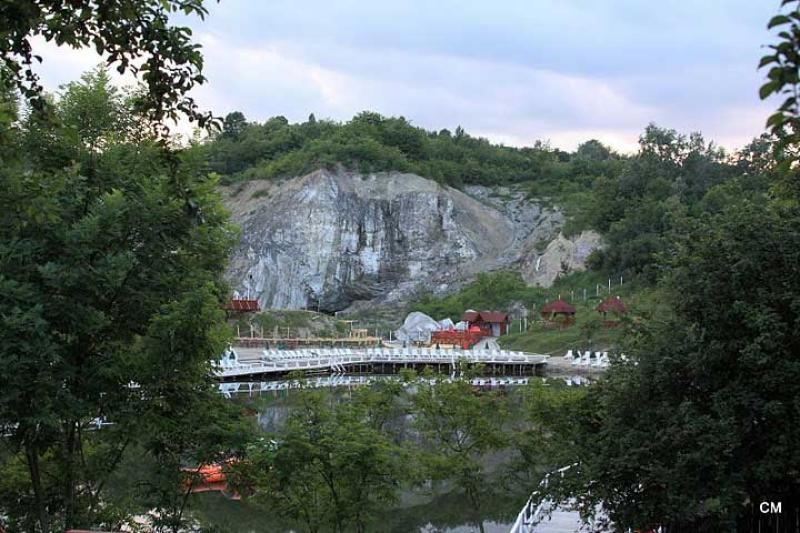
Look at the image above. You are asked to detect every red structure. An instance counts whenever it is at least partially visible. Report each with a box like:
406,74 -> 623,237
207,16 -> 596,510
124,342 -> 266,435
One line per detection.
540,299 -> 576,328
431,329 -> 484,349
182,462 -> 240,500
596,296 -> 626,315
596,296 -> 626,327
462,310 -> 510,337
225,298 -> 260,313
429,310 -> 509,348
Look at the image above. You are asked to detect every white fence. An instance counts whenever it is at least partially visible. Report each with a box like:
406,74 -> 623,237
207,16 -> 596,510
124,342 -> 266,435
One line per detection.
216,347 -> 549,379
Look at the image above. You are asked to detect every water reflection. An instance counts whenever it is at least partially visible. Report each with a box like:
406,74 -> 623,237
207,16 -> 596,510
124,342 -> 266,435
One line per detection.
220,373 -> 592,398
195,373 -> 593,532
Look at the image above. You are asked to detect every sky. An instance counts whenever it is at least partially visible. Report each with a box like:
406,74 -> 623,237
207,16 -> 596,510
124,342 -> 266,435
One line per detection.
32,0 -> 783,153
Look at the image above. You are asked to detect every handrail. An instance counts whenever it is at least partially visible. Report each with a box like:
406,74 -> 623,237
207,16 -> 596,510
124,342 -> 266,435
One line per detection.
217,347 -> 549,378
509,463 -> 579,533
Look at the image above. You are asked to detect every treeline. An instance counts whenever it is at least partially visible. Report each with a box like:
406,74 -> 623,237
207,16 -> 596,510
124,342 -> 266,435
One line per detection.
573,126 -> 776,279
204,110 -> 781,283
204,110 -> 619,187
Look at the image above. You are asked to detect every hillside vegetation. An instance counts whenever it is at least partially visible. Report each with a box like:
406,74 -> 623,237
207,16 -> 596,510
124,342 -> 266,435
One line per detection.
203,113 -> 777,284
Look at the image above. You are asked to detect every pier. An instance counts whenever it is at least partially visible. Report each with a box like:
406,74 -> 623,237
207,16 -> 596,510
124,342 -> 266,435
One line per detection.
216,346 -> 549,380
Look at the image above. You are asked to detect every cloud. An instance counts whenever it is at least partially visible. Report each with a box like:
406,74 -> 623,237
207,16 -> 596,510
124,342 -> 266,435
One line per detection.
27,0 -> 782,153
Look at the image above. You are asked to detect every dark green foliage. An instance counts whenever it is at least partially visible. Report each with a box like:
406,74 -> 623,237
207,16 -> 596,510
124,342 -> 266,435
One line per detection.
234,374 -> 548,533
0,0 -> 214,128
204,111 -> 590,187
528,7 -> 800,529
759,0 -> 800,152
0,68 -> 247,532
550,201 -> 800,530
236,387 -> 405,533
411,271 -> 529,321
411,374 -> 509,533
575,125 -> 764,279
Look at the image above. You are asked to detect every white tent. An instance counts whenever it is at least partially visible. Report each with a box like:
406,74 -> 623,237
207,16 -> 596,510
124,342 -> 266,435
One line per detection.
394,311 -> 442,342
438,318 -> 455,330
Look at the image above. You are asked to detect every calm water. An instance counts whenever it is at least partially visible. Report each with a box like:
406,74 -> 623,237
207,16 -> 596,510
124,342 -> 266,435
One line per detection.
189,487 -> 521,533
191,374 -> 589,532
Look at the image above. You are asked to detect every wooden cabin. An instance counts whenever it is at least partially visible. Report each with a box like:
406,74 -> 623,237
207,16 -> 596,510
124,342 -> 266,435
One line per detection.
462,310 -> 510,337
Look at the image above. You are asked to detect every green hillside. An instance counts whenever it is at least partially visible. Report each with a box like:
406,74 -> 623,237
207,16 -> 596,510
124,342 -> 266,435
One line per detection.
203,113 -> 776,283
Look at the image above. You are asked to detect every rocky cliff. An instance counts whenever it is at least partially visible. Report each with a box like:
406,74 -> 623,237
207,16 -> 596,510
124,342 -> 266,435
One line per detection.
222,170 -> 596,312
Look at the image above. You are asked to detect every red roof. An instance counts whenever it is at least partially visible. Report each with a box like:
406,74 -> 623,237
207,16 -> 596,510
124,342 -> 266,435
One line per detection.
597,296 -> 626,314
477,311 -> 509,323
540,299 -> 576,315
226,299 -> 260,312
462,310 -> 509,324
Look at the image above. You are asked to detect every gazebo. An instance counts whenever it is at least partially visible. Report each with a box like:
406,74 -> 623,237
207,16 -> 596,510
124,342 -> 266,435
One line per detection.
596,296 -> 626,327
540,299 -> 576,328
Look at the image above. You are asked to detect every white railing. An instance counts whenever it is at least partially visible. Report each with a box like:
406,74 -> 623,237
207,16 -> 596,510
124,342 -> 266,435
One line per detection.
509,463 -> 578,533
216,347 -> 549,379
217,375 -> 542,397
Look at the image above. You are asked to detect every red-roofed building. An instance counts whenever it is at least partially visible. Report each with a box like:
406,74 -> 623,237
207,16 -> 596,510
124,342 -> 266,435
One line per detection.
540,299 -> 576,328
462,310 -> 510,337
597,296 -> 626,328
225,299 -> 260,314
596,296 -> 626,315
540,299 -> 576,316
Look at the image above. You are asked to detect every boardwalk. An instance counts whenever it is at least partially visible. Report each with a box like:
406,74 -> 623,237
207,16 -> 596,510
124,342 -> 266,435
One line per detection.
509,464 -> 611,533
217,346 -> 549,380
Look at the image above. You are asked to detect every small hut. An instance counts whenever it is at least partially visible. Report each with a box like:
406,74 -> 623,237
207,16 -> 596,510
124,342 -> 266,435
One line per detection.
596,296 -> 626,327
462,310 -> 510,337
540,299 -> 576,328
225,298 -> 260,318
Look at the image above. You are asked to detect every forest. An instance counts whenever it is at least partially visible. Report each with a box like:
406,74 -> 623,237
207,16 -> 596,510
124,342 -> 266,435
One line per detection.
1,0 -> 799,532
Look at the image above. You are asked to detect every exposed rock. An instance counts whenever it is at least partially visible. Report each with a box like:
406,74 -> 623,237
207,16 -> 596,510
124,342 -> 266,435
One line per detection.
222,170 -> 564,312
520,230 -> 604,287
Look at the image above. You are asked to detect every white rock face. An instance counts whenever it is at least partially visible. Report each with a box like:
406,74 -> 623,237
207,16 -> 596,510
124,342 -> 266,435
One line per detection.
222,170 -> 564,312
521,230 -> 604,287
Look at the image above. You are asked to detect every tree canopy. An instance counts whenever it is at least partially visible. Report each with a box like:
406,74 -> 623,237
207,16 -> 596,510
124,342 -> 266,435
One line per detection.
531,2 -> 800,529
0,0 -> 214,128
0,27 -> 245,533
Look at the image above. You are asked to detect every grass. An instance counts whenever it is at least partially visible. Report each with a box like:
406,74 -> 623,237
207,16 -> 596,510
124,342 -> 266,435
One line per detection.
233,309 -> 350,338
499,286 -> 666,355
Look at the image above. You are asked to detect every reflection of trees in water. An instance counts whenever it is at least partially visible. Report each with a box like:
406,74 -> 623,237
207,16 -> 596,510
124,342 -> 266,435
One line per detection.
205,383 -> 543,533
190,481 -> 525,533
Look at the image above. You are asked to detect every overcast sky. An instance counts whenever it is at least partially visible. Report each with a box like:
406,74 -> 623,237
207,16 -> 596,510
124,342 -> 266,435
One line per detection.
33,1 -> 782,153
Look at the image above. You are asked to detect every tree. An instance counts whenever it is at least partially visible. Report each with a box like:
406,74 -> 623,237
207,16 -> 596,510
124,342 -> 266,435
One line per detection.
554,201 -> 800,530
0,67 -> 241,532
237,387 -> 404,533
575,139 -> 612,162
411,373 -> 509,533
759,0 -> 800,153
222,111 -> 247,139
0,0 -> 214,128
541,5 -> 800,525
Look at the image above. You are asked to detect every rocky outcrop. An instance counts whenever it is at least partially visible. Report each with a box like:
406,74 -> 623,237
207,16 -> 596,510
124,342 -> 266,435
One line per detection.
222,170 -> 566,312
520,230 -> 604,287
